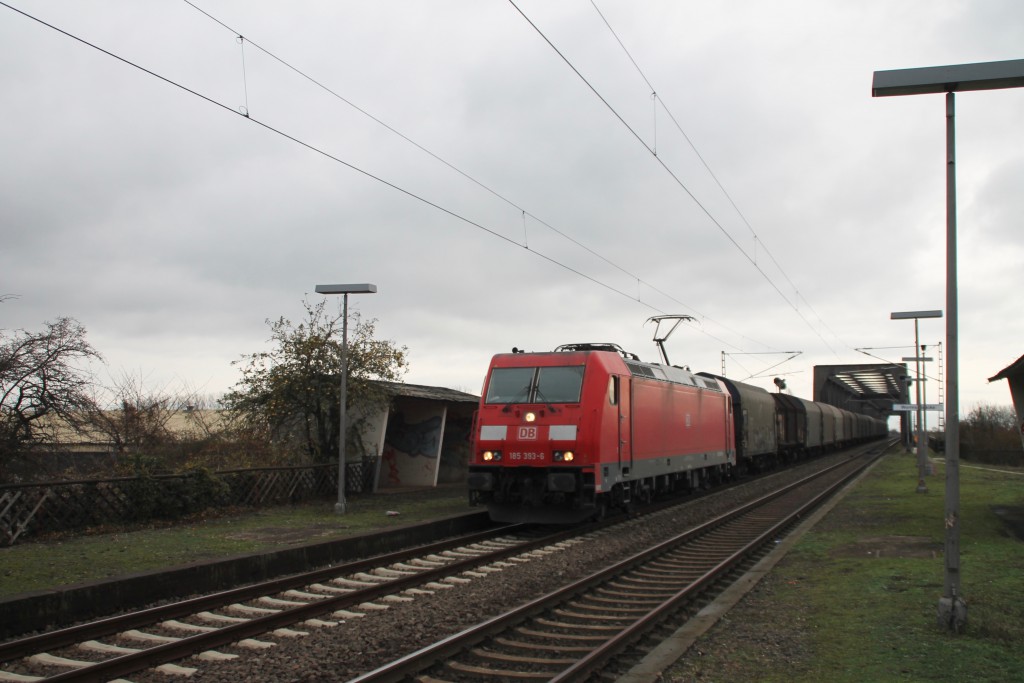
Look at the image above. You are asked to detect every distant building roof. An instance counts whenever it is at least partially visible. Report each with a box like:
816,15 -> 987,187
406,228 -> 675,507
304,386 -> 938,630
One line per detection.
989,354 -> 1024,383
372,380 -> 479,404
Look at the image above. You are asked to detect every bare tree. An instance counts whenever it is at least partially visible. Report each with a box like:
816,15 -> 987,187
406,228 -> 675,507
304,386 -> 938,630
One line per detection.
0,317 -> 102,460
82,372 -> 181,473
961,403 -> 1019,463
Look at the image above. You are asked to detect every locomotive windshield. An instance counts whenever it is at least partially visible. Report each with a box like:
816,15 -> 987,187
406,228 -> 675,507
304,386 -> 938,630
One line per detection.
485,365 -> 584,405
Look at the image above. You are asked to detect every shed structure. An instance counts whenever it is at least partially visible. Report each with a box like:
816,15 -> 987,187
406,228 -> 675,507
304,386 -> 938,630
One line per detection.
357,381 -> 479,491
987,354 -> 1024,451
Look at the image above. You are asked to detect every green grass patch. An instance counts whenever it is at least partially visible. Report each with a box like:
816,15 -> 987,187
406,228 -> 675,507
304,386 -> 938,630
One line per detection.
0,487 -> 471,598
667,448 -> 1024,683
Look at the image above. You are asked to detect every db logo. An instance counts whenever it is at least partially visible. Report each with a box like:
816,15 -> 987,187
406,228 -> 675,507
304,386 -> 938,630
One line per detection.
518,426 -> 538,440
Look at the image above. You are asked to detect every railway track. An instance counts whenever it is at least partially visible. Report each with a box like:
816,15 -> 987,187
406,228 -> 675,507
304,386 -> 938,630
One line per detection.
0,523 -> 592,682
0,445 -> 887,682
350,446 -> 884,682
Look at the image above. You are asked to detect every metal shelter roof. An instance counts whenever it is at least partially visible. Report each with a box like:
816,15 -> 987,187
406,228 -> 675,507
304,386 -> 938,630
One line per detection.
372,380 -> 479,404
988,354 -> 1024,383
813,364 -> 909,419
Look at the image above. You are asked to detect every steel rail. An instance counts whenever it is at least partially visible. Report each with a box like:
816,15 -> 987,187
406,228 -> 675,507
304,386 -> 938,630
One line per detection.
25,522 -> 595,683
2,465 -> 734,677
552,447 -> 884,680
349,445 -> 885,683
0,523 -> 518,662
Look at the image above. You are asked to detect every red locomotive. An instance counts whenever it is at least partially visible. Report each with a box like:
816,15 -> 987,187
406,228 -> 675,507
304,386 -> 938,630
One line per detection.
467,325 -> 889,523
467,343 -> 736,523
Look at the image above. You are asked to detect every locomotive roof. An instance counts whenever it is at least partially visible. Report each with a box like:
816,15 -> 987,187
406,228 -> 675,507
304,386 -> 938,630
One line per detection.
553,342 -> 639,359
496,344 -> 718,391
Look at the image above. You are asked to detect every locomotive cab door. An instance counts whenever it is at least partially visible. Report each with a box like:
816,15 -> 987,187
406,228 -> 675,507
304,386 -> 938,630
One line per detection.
616,375 -> 632,472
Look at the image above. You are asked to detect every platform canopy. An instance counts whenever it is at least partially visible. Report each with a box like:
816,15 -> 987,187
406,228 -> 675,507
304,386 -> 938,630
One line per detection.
813,364 -> 909,419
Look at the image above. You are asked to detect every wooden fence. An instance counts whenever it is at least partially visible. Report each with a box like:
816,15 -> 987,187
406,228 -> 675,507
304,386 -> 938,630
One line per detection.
0,459 -> 379,546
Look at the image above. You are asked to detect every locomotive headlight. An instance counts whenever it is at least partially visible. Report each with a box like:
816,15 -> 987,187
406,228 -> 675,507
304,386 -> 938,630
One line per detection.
553,450 -> 575,462
482,450 -> 502,462
524,411 -> 537,423
562,450 -> 574,462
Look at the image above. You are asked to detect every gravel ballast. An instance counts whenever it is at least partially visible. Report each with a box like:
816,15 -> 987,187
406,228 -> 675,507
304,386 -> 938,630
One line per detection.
148,457 -> 851,683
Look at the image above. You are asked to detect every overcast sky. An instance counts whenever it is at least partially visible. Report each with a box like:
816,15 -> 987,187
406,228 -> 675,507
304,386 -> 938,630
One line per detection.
2,1 -> 1022,422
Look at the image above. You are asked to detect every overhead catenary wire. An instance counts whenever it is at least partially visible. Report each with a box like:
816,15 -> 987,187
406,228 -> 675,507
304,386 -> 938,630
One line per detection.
651,94 -> 847,350
1,0 -> 748,346
590,0 -> 843,356
737,352 -> 802,382
590,0 -> 846,353
512,0 -> 841,357
178,3 -> 660,293
722,350 -> 803,381
9,3 -> 688,317
187,1 -> 782,354
177,0 -> 768,354
5,1 -> 820,365
855,347 -> 943,385
236,34 -> 249,117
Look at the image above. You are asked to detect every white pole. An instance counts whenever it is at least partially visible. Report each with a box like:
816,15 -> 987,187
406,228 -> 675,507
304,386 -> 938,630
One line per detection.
940,91 -> 965,629
914,318 -> 927,493
335,292 -> 349,514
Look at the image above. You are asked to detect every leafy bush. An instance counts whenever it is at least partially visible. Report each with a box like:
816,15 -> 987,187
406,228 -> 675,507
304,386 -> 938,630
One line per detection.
121,468 -> 230,521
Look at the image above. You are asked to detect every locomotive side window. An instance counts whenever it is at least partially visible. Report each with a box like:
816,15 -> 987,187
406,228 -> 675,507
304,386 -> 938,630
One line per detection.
485,367 -> 534,404
608,375 -> 619,405
535,366 -> 584,404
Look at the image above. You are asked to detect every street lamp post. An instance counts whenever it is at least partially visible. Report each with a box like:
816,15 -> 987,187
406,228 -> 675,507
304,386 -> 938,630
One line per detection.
315,283 -> 377,514
891,310 -> 942,494
873,57 -> 1024,632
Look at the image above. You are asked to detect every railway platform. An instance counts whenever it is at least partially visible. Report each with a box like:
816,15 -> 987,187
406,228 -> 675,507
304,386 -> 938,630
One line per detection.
633,450 -> 1024,682
0,485 -> 478,639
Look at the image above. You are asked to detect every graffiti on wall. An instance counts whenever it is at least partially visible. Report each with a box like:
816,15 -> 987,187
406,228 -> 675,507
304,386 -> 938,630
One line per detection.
380,404 -> 445,487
